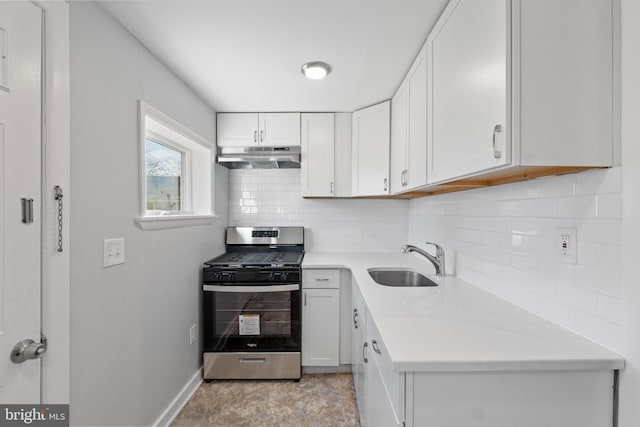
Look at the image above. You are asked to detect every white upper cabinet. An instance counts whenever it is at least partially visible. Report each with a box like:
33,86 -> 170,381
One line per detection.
301,113 -> 352,198
427,0 -> 508,183
259,113 -> 301,147
391,43 -> 428,194
217,112 -> 301,147
427,0 -> 613,184
391,81 -> 408,194
217,113 -> 259,147
301,113 -> 335,197
352,101 -> 391,197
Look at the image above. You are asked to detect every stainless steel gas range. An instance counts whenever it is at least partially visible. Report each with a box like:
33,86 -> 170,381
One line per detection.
202,226 -> 304,380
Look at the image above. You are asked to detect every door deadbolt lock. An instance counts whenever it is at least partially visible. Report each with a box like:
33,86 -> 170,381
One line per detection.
11,339 -> 46,364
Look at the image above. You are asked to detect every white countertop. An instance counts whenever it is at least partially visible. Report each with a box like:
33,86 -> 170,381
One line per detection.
302,252 -> 624,373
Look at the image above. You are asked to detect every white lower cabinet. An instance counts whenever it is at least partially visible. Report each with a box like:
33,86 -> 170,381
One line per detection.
351,282 -> 368,425
352,281 -> 404,427
302,270 -> 340,367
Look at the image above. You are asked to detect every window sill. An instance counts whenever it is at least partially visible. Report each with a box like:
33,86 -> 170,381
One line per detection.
134,214 -> 217,231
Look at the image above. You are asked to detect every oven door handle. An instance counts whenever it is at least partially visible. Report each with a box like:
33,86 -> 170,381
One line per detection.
203,284 -> 300,293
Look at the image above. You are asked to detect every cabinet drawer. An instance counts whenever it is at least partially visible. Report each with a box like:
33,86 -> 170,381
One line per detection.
302,269 -> 340,289
369,318 -> 405,421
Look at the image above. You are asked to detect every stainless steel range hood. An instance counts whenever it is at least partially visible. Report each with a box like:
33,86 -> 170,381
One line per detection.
217,146 -> 301,169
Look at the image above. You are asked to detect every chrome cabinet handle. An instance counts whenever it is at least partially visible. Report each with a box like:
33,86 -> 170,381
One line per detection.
492,124 -> 503,159
353,308 -> 358,329
383,178 -> 388,192
260,130 -> 264,142
330,181 -> 334,195
304,292 -> 307,306
372,340 -> 381,354
363,342 -> 368,363
254,130 -> 258,143
314,278 -> 330,282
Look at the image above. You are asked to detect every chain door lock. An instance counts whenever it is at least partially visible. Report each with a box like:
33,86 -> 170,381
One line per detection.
54,185 -> 63,252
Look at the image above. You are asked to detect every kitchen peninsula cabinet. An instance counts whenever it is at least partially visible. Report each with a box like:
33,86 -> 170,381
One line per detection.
217,112 -> 300,147
303,253 -> 623,427
426,0 -> 613,185
351,101 -> 391,196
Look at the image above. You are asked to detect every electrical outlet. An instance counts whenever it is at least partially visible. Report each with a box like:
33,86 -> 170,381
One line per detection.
189,324 -> 197,345
556,227 -> 577,264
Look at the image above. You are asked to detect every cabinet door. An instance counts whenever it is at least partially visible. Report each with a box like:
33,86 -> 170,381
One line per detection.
367,358 -> 403,427
406,44 -> 428,190
217,113 -> 259,147
302,289 -> 339,366
301,114 -> 335,197
390,81 -> 408,194
427,0 -> 509,184
352,284 -> 367,424
351,101 -> 391,196
259,113 -> 301,146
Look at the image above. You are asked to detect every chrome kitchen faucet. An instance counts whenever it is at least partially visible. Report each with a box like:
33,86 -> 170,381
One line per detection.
401,242 -> 445,277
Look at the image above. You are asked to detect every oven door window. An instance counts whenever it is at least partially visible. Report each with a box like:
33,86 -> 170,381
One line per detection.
204,286 -> 301,352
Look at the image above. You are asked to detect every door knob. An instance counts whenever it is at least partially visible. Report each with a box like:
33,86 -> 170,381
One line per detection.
11,339 -> 46,364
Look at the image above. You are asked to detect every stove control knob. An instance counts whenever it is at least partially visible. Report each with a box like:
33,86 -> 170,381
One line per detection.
269,272 -> 276,281
280,273 -> 288,281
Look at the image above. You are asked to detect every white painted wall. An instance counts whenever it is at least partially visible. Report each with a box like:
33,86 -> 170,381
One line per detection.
228,169 -> 408,252
69,3 -> 227,425
619,0 -> 640,424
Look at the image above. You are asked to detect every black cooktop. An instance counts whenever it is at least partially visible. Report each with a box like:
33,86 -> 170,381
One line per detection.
204,251 -> 304,268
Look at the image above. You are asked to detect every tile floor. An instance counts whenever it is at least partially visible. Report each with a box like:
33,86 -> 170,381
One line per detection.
171,373 -> 359,427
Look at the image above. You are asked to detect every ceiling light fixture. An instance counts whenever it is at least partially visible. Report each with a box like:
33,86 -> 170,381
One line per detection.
301,61 -> 331,80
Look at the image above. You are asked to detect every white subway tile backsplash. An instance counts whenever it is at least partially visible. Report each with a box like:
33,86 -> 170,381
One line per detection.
597,294 -> 621,325
555,195 -> 597,218
538,173 -> 576,198
555,284 -> 598,314
228,169 -> 408,253
597,194 -> 622,218
408,167 -> 622,351
230,167 -> 622,352
575,167 -> 621,195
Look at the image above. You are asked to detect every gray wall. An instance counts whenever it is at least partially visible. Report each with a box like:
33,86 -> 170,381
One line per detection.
70,3 -> 228,425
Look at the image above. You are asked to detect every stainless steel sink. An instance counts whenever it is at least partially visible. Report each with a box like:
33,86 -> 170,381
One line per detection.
368,269 -> 438,287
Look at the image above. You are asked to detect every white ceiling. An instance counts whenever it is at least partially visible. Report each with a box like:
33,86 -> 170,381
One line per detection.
100,0 -> 449,112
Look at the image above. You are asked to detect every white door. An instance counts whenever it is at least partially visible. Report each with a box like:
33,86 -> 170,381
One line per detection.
0,2 -> 43,404
427,0 -> 508,184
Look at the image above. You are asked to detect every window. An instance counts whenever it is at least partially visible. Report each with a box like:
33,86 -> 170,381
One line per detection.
136,101 -> 216,230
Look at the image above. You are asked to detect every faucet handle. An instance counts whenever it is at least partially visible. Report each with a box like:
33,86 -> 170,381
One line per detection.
425,241 -> 444,255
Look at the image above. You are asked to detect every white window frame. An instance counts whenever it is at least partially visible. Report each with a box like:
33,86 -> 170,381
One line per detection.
144,131 -> 189,214
135,101 -> 216,230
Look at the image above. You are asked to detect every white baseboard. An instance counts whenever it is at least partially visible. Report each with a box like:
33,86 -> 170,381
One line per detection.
153,368 -> 203,427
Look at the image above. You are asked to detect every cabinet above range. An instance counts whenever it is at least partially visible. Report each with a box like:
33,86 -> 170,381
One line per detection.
217,112 -> 301,147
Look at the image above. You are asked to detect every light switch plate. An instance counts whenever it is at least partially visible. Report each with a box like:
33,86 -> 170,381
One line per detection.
104,238 -> 125,267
